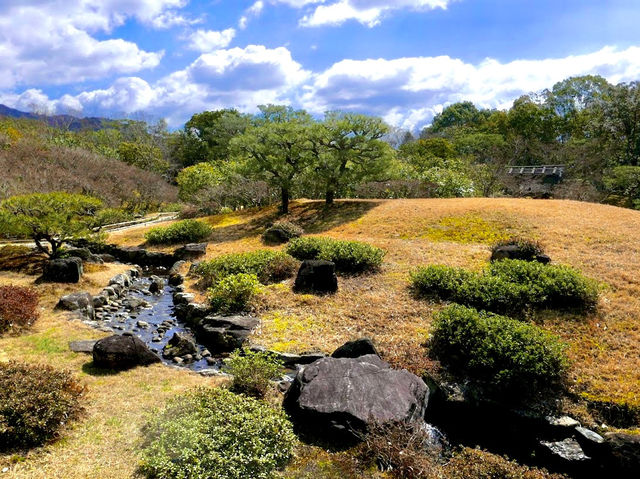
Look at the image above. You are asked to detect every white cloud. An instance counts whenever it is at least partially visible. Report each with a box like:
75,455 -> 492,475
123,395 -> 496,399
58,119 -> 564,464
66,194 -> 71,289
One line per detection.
239,1 -> 265,30
3,44 -> 640,132
188,28 -> 236,52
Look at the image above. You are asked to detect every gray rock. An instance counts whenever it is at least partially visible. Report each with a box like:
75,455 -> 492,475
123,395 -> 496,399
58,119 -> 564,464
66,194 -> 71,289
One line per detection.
293,260 -> 338,294
331,338 -> 379,359
109,273 -> 131,288
283,354 -> 432,443
136,320 -> 150,328
148,275 -> 164,294
173,243 -> 208,261
196,315 -> 259,353
42,257 -> 83,283
68,340 -> 97,353
56,292 -> 94,320
92,295 -> 109,308
173,292 -> 195,305
163,332 -> 197,358
92,334 -> 160,369
540,437 -> 590,463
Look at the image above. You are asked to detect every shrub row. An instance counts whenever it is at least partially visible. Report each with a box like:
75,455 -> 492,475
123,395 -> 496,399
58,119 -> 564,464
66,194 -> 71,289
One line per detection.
429,304 -> 569,395
0,362 -> 84,450
139,387 -> 295,479
193,250 -> 298,288
144,219 -> 212,245
410,259 -> 598,315
286,237 -> 385,273
0,285 -> 39,334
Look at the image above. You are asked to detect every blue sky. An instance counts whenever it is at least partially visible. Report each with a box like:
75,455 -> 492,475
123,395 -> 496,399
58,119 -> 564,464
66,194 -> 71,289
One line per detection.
1,0 -> 639,130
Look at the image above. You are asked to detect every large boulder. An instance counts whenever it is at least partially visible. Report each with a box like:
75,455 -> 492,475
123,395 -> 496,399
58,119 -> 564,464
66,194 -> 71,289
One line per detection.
42,257 -> 83,283
92,334 -> 160,369
173,243 -> 207,261
603,432 -> 640,474
331,338 -> 379,359
284,354 -> 431,443
162,332 -> 197,359
196,315 -> 259,353
293,260 -> 338,294
56,291 -> 94,319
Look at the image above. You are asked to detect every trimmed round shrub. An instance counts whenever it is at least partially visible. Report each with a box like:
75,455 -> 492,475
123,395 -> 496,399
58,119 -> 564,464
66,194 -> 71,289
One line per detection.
0,285 -> 39,334
207,273 -> 261,313
193,250 -> 298,288
429,304 -> 569,395
262,220 -> 303,245
144,219 -> 212,245
410,260 -> 598,315
0,362 -> 84,450
139,387 -> 295,479
286,237 -> 385,273
225,349 -> 284,398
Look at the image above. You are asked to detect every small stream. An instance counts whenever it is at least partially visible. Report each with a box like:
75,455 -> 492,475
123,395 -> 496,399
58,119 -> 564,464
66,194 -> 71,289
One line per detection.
93,275 -> 221,372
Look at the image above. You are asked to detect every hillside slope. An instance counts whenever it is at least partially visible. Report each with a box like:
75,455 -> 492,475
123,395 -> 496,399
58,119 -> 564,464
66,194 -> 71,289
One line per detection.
0,142 -> 177,206
114,198 -> 640,408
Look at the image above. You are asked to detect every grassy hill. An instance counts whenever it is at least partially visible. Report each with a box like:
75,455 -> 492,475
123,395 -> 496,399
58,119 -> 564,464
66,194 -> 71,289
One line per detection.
1,198 -> 639,477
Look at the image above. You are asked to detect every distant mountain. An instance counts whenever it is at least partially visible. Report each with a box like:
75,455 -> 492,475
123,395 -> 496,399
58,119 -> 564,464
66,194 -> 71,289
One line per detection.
0,104 -> 111,131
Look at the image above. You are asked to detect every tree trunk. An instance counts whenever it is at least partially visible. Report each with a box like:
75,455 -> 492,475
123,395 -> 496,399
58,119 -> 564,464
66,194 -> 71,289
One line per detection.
280,187 -> 289,214
325,189 -> 335,205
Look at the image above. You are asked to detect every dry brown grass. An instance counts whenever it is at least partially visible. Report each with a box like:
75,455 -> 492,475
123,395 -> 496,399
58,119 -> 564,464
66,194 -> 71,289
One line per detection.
139,198 -> 640,408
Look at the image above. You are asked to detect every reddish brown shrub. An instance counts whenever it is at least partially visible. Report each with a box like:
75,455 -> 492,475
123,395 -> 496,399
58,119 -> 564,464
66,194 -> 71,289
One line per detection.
0,362 -> 84,450
0,285 -> 39,333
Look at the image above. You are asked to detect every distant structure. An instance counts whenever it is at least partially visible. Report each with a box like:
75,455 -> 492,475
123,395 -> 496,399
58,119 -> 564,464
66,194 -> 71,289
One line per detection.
505,165 -> 565,197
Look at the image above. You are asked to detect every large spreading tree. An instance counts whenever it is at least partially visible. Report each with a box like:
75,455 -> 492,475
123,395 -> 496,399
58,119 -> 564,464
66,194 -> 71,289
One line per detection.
0,192 -> 103,258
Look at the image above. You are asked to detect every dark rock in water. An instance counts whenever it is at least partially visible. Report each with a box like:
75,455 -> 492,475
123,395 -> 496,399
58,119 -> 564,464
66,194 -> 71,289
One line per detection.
69,340 -> 97,353
168,260 -> 187,286
93,295 -> 109,308
93,334 -> 160,369
283,354 -> 432,444
603,431 -> 640,474
196,315 -> 259,353
173,243 -> 207,261
148,276 -> 164,294
42,257 -> 83,283
109,273 -> 131,288
168,273 -> 184,286
56,292 -> 94,319
491,245 -> 551,264
293,260 -> 338,294
331,338 -> 379,359
163,332 -> 197,359
122,296 -> 149,311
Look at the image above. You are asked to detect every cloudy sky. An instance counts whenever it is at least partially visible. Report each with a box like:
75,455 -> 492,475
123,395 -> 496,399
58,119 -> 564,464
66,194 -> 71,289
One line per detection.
1,0 -> 639,130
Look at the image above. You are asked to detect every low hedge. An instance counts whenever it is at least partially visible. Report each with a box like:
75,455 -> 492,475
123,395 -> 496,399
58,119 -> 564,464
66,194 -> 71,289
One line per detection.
144,219 -> 212,245
0,285 -> 39,334
193,250 -> 298,288
410,259 -> 598,315
140,387 -> 295,479
429,304 -> 569,394
207,273 -> 261,314
0,362 -> 84,450
286,237 -> 385,273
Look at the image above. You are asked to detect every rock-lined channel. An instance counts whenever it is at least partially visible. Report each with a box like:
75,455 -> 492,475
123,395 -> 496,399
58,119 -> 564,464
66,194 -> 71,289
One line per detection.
86,273 -> 220,372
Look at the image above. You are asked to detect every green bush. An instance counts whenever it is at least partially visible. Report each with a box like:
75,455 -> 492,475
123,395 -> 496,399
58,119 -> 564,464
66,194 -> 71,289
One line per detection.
144,219 -> 212,245
410,260 -> 598,315
194,250 -> 298,287
286,237 -> 385,273
225,349 -> 284,398
139,387 -> 295,479
262,220 -> 303,245
0,362 -> 84,450
207,273 -> 261,313
429,305 -> 569,394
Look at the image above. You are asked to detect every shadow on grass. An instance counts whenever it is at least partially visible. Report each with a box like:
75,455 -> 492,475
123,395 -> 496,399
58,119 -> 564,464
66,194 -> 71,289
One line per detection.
81,361 -> 120,376
206,200 -> 381,245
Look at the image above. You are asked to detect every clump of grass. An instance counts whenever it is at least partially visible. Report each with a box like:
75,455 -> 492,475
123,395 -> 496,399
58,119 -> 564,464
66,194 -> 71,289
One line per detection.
0,285 -> 39,334
429,304 -> 569,396
193,250 -> 298,288
286,237 -> 385,273
0,361 -> 84,450
410,259 -> 598,315
421,214 -> 512,244
139,387 -> 295,479
225,349 -> 284,398
144,219 -> 212,245
207,273 -> 261,314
